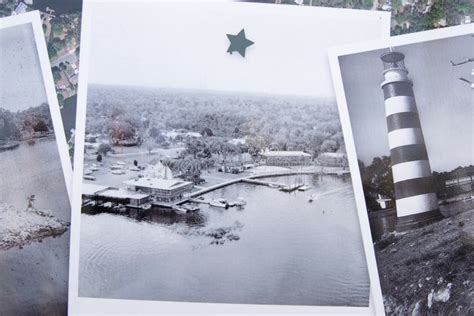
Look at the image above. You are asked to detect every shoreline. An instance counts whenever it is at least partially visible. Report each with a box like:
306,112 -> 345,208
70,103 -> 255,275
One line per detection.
0,203 -> 69,251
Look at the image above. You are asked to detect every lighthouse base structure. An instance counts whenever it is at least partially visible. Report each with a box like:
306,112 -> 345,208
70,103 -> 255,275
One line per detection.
395,208 -> 443,231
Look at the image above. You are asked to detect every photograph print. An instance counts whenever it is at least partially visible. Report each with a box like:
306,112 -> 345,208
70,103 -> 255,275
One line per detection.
0,11 -> 72,315
70,1 -> 390,313
330,26 -> 473,315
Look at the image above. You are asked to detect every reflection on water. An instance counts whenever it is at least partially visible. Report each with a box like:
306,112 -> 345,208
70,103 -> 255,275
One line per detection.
79,174 -> 370,307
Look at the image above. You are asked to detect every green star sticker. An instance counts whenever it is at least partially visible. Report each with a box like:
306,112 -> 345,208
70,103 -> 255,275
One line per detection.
226,29 -> 254,58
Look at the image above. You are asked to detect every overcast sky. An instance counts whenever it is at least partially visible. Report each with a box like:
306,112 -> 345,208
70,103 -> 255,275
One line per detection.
339,34 -> 473,172
86,1 -> 387,98
0,23 -> 47,112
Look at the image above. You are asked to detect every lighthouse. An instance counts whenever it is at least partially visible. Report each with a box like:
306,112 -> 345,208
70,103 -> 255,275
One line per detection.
380,51 -> 442,231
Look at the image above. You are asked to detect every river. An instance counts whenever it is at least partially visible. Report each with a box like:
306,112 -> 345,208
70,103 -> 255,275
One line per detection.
79,174 -> 370,307
0,138 -> 70,315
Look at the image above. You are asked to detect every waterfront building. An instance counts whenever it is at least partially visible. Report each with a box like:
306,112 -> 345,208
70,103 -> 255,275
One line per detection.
123,178 -> 193,203
82,183 -> 150,207
261,150 -> 312,167
318,152 -> 347,167
380,51 -> 442,230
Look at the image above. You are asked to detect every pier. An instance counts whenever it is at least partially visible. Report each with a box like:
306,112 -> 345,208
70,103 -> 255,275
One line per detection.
83,168 -> 349,211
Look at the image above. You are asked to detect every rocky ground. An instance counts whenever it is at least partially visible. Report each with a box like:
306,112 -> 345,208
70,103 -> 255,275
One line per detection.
375,209 -> 474,315
0,203 -> 69,250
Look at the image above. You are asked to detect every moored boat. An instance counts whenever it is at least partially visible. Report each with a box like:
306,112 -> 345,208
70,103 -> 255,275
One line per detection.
298,184 -> 311,191
209,198 -> 229,209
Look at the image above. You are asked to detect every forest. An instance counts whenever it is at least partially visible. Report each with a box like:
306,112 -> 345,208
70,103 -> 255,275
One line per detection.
0,104 -> 53,142
85,85 -> 346,183
86,85 -> 345,154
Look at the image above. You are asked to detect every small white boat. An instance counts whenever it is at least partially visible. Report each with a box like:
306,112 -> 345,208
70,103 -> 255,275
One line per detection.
129,166 -> 140,171
268,183 -> 280,189
142,204 -> 152,210
234,197 -> 246,206
110,165 -> 123,170
209,198 -> 228,208
83,175 -> 96,181
103,202 -> 113,208
173,206 -> 187,214
111,170 -> 126,175
84,169 -> 93,175
184,205 -> 200,213
116,161 -> 126,165
298,185 -> 311,191
90,166 -> 100,172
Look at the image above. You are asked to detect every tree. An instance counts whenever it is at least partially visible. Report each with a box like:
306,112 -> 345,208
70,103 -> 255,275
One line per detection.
97,143 -> 112,156
96,154 -> 102,162
33,120 -> 48,133
133,160 -> 138,167
47,43 -> 57,58
360,156 -> 395,211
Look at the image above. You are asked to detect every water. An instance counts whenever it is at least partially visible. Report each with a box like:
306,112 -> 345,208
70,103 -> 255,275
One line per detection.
0,139 -> 70,315
79,174 -> 370,306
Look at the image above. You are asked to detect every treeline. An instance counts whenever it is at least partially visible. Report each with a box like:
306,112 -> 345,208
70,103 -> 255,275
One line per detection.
86,85 -> 346,158
360,156 -> 474,211
0,104 -> 53,141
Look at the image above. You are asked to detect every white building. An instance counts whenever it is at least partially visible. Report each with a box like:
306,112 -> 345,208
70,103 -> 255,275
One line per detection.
124,178 -> 193,203
261,150 -> 312,167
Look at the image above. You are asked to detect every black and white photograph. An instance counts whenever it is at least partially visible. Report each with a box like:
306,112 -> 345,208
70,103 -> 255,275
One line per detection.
0,12 -> 72,315
330,26 -> 473,315
69,1 -> 391,314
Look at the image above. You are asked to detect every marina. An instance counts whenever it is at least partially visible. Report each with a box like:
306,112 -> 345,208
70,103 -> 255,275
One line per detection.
79,173 -> 370,306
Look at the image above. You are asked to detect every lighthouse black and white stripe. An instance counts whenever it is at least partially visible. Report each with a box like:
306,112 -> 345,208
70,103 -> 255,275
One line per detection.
380,52 -> 442,230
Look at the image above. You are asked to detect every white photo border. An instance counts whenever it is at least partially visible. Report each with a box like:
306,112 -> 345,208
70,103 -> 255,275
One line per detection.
328,24 -> 473,316
69,1 -> 392,314
0,11 -> 73,200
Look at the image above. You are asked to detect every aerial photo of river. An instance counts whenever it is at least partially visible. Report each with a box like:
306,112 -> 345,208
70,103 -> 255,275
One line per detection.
79,174 -> 369,306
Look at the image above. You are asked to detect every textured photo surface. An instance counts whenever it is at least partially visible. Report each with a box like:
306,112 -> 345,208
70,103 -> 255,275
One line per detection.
0,20 -> 71,315
70,1 -> 391,312
335,31 -> 473,315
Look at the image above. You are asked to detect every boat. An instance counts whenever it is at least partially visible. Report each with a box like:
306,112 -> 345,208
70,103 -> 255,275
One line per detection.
102,202 -> 113,208
308,194 -> 319,202
183,205 -> 200,213
173,206 -> 188,214
279,184 -> 304,193
90,166 -> 100,172
230,197 -> 246,207
298,185 -> 311,191
83,175 -> 96,181
142,204 -> 152,210
268,183 -> 280,189
84,169 -> 93,175
111,170 -> 126,175
209,198 -> 229,209
110,164 -> 123,170
129,166 -> 140,172
116,161 -> 126,165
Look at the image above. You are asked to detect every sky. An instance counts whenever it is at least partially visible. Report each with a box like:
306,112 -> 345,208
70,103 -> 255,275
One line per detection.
339,34 -> 473,172
86,1 -> 387,98
0,23 -> 47,112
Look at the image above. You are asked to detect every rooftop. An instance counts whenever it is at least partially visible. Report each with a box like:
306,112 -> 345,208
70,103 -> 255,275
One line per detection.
262,151 -> 311,157
319,152 -> 346,158
82,183 -> 110,196
124,178 -> 192,190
